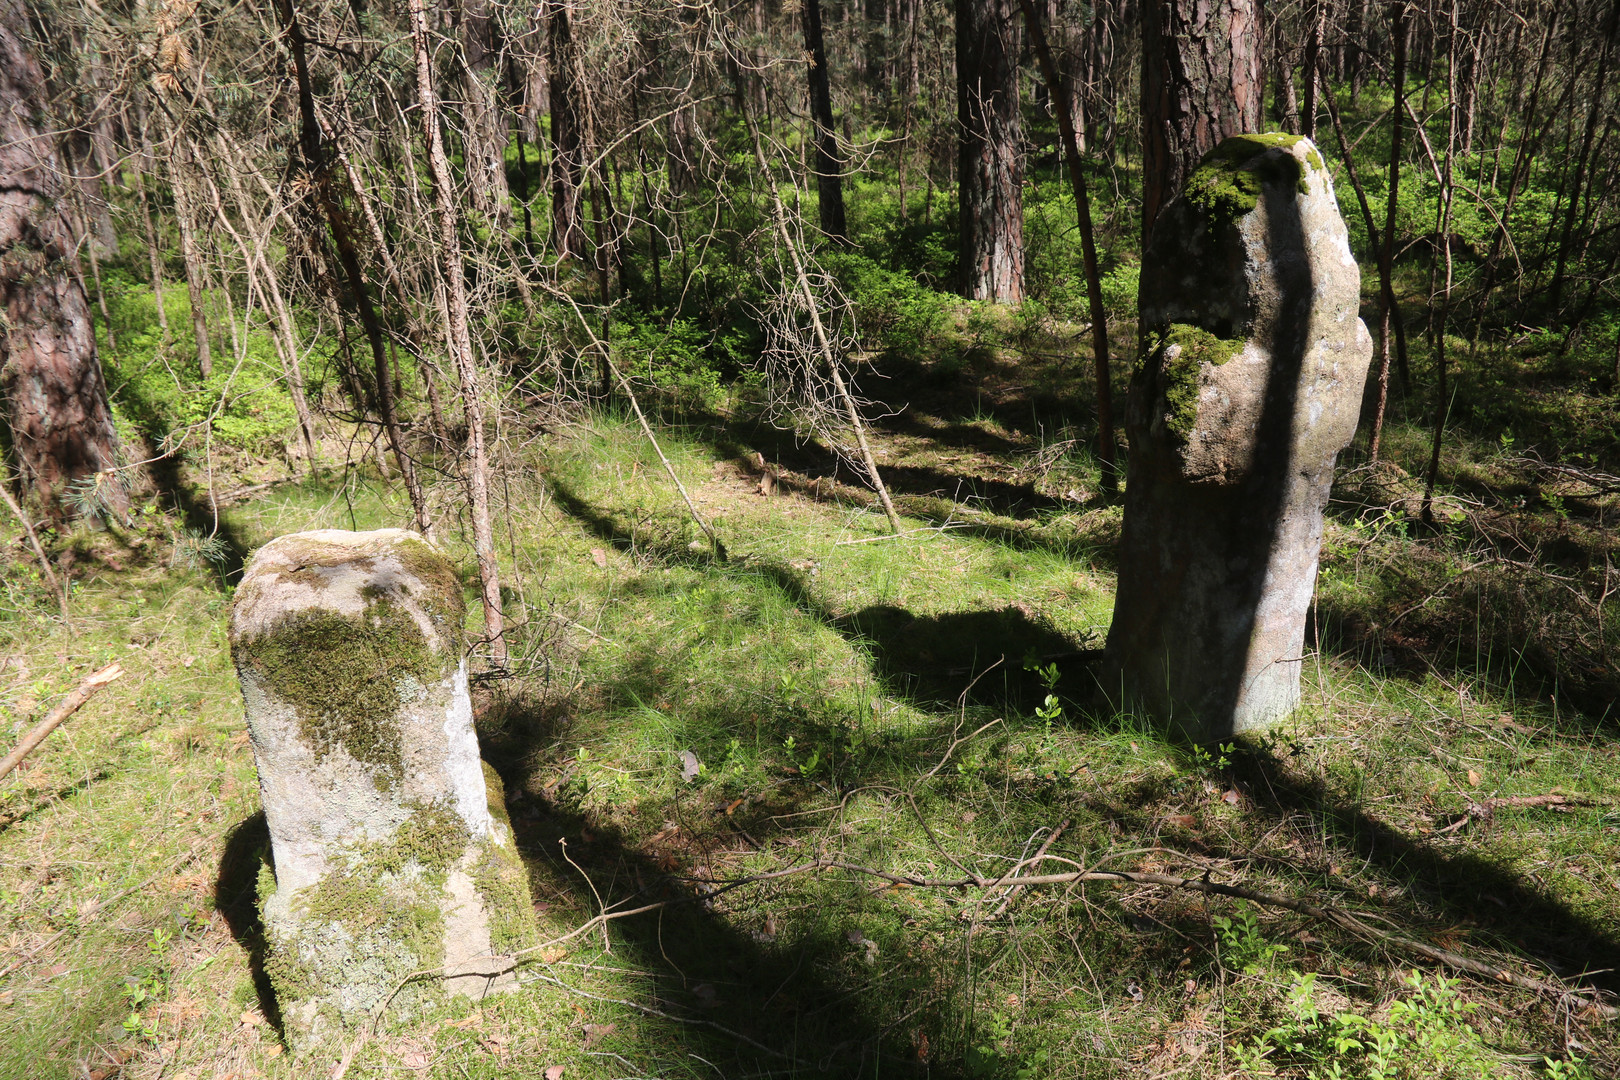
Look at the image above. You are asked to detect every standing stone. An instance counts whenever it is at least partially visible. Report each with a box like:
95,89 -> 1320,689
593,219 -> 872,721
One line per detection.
1105,134 -> 1372,741
229,529 -> 537,1051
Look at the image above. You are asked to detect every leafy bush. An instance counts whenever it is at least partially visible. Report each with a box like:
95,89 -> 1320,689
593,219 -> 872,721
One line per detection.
1239,971 -> 1503,1079
823,250 -> 952,361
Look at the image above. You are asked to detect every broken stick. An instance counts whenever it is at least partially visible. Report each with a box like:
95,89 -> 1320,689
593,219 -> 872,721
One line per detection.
0,662 -> 125,782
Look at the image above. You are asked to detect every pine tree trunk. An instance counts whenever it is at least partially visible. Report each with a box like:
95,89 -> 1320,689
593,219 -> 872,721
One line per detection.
956,0 -> 1024,302
1139,0 -> 1264,246
804,0 -> 848,242
0,0 -> 125,522
547,0 -> 587,262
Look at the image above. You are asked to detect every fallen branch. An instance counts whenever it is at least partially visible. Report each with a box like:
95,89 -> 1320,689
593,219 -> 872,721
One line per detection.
0,475 -> 69,624
1434,793 -> 1613,835
985,819 -> 1071,923
0,662 -> 125,782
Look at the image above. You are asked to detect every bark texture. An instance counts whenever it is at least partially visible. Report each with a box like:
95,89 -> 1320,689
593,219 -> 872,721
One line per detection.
0,0 -> 124,521
804,0 -> 847,242
956,0 -> 1024,302
1140,0 -> 1265,244
547,0 -> 587,261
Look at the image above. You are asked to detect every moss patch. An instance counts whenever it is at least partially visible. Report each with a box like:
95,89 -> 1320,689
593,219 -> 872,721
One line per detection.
473,762 -> 541,956
1155,324 -> 1246,439
1183,133 -> 1312,222
263,799 -> 477,1041
238,599 -> 449,787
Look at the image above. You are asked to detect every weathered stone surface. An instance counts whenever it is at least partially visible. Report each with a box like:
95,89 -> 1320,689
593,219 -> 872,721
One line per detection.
229,529 -> 537,1051
1105,134 -> 1372,740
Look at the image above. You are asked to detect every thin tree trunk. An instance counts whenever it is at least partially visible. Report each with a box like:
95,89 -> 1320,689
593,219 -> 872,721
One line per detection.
1382,1 -> 1410,395
135,169 -> 168,334
1300,0 -> 1325,139
408,0 -> 508,666
546,0 -> 587,262
956,0 -> 1025,302
274,0 -> 430,534
1548,0 -> 1619,317
170,152 -> 214,380
1017,0 -> 1116,491
804,0 -> 848,242
1322,75 -> 1396,461
1422,0 -> 1461,524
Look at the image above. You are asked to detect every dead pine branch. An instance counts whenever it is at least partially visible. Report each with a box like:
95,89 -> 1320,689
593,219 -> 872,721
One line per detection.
0,474 -> 69,624
742,109 -> 902,535
0,662 -> 124,783
406,0 -> 507,668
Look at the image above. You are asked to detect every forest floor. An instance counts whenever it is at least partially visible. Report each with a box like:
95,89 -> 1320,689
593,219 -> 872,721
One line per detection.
2,318 -> 1619,1079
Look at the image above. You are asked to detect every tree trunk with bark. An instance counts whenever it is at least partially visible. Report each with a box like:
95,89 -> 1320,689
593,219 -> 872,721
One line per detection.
547,0 -> 587,262
804,0 -> 847,242
1139,0 -> 1264,245
0,0 -> 125,522
408,0 -> 509,668
956,0 -> 1024,302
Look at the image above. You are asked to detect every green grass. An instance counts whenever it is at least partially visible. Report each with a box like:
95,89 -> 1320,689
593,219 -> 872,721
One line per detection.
1,397 -> 1617,1078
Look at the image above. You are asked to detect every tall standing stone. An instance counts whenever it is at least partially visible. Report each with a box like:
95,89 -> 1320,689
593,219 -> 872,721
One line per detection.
1105,134 -> 1372,741
229,529 -> 537,1051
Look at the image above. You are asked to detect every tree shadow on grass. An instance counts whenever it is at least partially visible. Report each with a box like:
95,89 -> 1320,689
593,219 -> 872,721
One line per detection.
477,695 -> 958,1077
115,380 -> 252,584
547,475 -> 1097,715
539,473 -> 1620,1011
1226,745 -> 1620,998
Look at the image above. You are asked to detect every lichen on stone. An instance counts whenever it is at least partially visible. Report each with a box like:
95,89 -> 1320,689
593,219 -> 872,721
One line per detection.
265,798 -> 476,1035
1183,132 -> 1314,222
237,598 -> 448,788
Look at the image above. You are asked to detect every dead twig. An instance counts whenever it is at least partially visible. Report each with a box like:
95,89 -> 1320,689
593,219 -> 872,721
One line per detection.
986,819 -> 1071,922
0,475 -> 70,624
0,662 -> 125,782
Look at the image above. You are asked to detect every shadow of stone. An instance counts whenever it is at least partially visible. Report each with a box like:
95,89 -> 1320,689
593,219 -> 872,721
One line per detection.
833,603 -> 1086,711
476,721 -> 944,1077
1228,747 -> 1620,996
214,811 -> 284,1034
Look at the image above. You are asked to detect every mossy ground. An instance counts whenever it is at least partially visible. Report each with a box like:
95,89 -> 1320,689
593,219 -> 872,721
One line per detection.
0,304 -> 1617,1079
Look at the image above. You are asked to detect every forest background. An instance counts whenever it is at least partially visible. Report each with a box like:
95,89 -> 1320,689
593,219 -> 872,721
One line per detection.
2,0 -> 1620,1078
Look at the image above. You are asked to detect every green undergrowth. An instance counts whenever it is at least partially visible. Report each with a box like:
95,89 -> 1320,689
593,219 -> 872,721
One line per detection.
0,409 -> 1616,1079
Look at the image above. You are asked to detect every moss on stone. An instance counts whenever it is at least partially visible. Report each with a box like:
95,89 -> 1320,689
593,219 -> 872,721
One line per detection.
471,762 -> 540,956
390,799 -> 472,873
269,798 -> 475,1038
238,599 -> 448,787
1155,324 -> 1246,439
389,536 -> 469,648
1184,133 -> 1312,221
